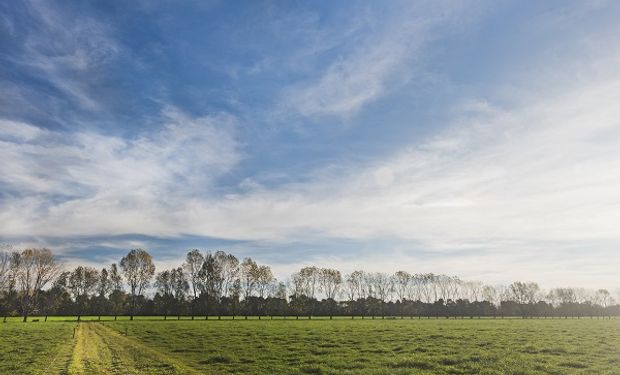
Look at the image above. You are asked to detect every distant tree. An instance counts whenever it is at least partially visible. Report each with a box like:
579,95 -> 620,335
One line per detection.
109,263 -> 123,291
255,265 -> 275,318
594,289 -> 612,309
120,249 -> 155,320
155,269 -> 174,319
319,268 -> 342,319
13,248 -> 63,322
508,282 -> 541,317
68,266 -> 99,320
240,258 -> 259,318
393,271 -> 412,317
256,265 -> 275,298
482,285 -> 499,308
93,267 -> 111,320
345,271 -> 364,318
107,263 -> 125,319
40,272 -> 72,319
220,252 -> 240,299
370,273 -> 393,318
155,268 -> 187,319
171,267 -> 189,317
183,249 -> 204,301
0,249 -> 10,292
298,266 -> 320,317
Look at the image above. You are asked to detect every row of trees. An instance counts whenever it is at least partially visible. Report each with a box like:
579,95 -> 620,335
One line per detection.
0,247 -> 618,321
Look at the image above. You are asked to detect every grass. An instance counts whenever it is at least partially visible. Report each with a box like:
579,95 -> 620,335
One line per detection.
0,321 -> 75,375
1,318 -> 618,374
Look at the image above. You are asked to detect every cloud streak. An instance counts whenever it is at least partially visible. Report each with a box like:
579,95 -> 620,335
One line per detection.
280,1 -> 479,118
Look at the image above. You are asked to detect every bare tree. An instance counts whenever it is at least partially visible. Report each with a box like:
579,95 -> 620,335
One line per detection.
299,266 -> 320,300
345,271 -> 364,301
393,271 -> 411,318
371,272 -> 393,318
255,264 -> 275,319
14,248 -> 63,322
463,281 -> 484,302
220,252 -> 240,299
0,249 -> 11,292
594,289 -> 612,308
120,249 -> 155,320
482,285 -> 499,307
393,271 -> 412,303
240,258 -> 258,318
256,265 -> 275,299
183,249 -> 204,301
319,268 -> 342,319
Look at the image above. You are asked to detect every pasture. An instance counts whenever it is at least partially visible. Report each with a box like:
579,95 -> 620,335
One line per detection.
0,318 -> 618,374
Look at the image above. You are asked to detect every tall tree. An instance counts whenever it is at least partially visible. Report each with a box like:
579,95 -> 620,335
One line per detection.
94,267 -> 112,320
220,252 -> 240,299
108,263 -> 125,319
0,248 -> 11,292
240,258 -> 259,318
183,249 -> 204,300
14,248 -> 63,322
319,268 -> 342,319
344,271 -> 364,317
120,249 -> 155,320
155,269 -> 174,319
68,266 -> 99,320
109,263 -> 123,291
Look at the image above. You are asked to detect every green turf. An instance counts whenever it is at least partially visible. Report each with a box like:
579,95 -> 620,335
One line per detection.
1,318 -> 618,374
0,321 -> 76,375
105,319 -> 620,374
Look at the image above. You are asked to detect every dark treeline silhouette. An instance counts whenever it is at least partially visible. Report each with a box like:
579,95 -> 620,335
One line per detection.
0,246 -> 618,321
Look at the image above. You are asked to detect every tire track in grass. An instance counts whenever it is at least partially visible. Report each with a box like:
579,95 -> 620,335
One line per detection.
68,323 -> 203,375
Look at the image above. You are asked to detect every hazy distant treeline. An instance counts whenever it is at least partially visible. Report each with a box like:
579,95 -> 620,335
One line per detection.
0,247 -> 618,321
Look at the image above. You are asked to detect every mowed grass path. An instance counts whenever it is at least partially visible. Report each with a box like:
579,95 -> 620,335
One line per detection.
1,318 -> 619,374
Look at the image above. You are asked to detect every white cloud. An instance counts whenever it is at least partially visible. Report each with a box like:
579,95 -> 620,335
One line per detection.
0,108 -> 241,237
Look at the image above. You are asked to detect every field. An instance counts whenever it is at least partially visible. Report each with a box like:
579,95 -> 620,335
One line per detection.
0,318 -> 619,374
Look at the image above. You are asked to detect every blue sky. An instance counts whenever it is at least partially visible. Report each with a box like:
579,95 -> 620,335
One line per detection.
2,0 -> 620,288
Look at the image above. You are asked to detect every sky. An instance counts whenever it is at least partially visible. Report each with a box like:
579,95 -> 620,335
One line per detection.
1,0 -> 620,289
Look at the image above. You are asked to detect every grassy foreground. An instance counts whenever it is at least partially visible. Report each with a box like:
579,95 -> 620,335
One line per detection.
1,318 -> 619,374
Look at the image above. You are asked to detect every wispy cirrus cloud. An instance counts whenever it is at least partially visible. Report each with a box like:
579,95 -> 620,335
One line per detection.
0,0 -> 119,121
279,1 -> 481,119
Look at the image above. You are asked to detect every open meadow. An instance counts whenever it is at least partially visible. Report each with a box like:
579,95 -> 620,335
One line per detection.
1,317 -> 619,374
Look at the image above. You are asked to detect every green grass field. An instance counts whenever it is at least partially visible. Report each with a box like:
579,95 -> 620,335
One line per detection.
1,318 -> 619,374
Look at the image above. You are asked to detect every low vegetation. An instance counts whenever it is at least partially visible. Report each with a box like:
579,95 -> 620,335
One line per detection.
1,318 -> 619,374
